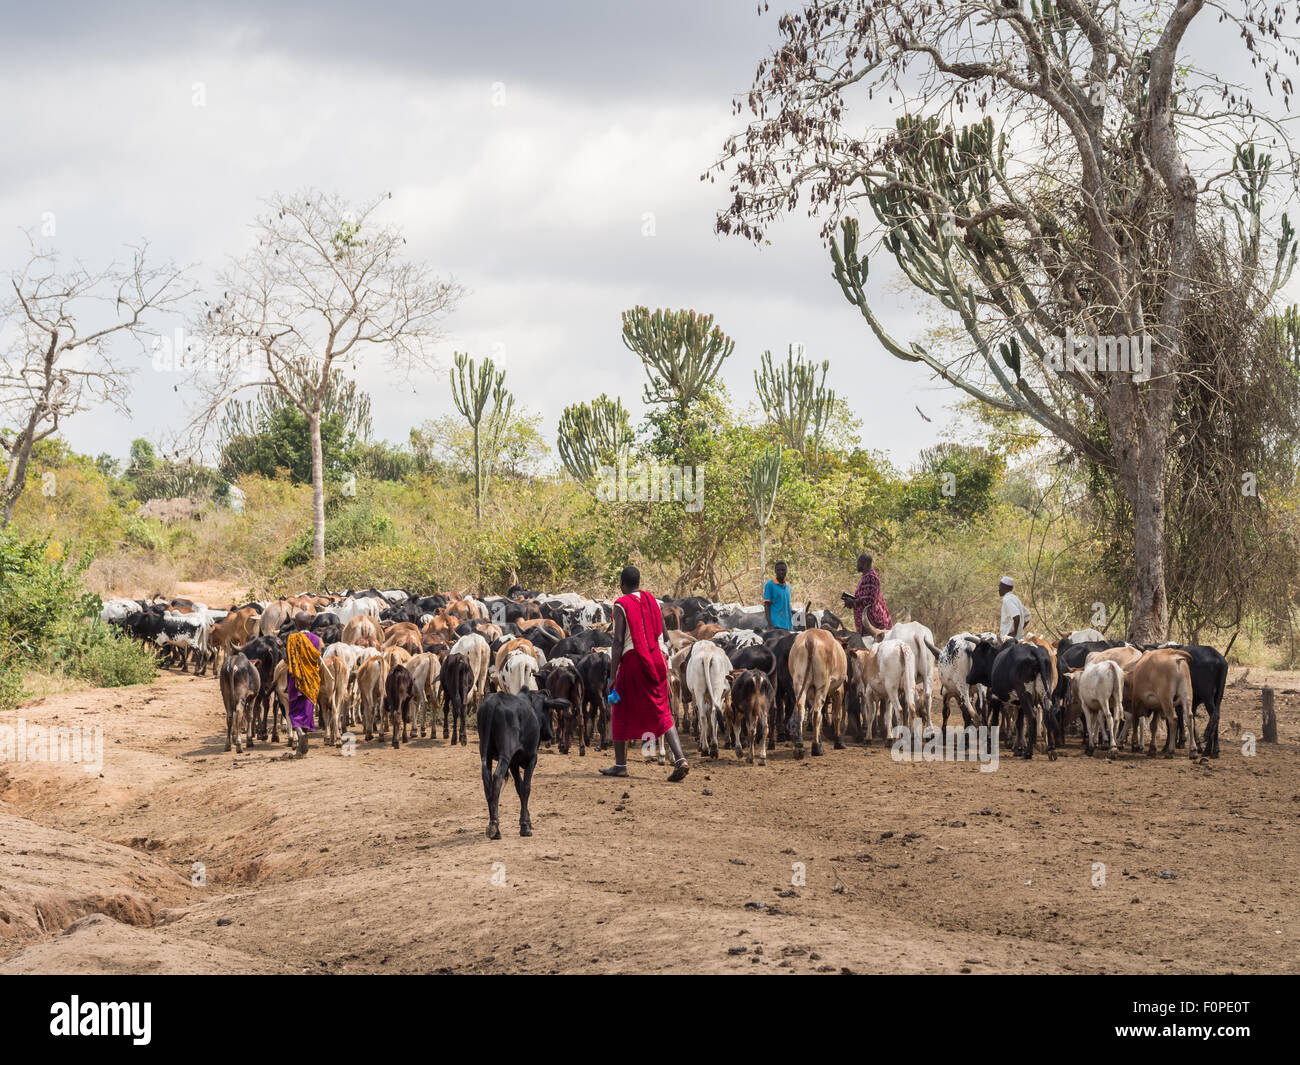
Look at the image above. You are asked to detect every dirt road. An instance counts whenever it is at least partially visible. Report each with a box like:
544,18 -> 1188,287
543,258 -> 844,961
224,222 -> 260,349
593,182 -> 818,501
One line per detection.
1,669 -> 1296,973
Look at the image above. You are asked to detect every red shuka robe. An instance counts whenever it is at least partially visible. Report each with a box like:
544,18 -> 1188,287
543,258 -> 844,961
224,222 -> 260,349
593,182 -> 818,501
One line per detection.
611,591 -> 674,743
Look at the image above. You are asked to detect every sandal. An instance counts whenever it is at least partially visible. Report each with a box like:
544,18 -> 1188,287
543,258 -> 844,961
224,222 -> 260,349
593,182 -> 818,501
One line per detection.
599,764 -> 629,777
667,758 -> 689,782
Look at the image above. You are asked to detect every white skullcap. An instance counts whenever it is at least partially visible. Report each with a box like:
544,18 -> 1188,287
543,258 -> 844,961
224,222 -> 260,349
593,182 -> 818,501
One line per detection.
999,576 -> 1014,587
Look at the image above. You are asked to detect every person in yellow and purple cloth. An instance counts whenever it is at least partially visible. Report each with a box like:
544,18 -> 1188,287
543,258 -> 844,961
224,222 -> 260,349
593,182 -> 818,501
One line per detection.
285,612 -> 322,757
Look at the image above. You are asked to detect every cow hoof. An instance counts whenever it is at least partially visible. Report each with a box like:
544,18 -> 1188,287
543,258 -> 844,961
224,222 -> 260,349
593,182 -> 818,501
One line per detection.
811,742 -> 823,757
460,737 -> 467,746
486,822 -> 501,840
793,746 -> 805,760
1047,749 -> 1058,762
735,747 -> 744,760
579,748 -> 586,757
833,739 -> 845,750
757,758 -> 766,766
224,743 -> 231,752
520,824 -> 532,837
709,744 -> 718,759
657,754 -> 666,765
1106,748 -> 1117,760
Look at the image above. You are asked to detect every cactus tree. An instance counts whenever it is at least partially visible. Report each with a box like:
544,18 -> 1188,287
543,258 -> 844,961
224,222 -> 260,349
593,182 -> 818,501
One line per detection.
745,444 -> 782,575
621,307 -> 733,416
557,394 -> 633,481
754,345 -> 835,472
450,351 -> 514,520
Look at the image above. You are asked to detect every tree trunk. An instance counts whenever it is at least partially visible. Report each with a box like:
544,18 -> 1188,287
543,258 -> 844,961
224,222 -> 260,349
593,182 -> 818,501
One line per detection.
1,418 -> 39,528
1127,460 -> 1168,645
759,523 -> 766,577
310,408 -> 326,564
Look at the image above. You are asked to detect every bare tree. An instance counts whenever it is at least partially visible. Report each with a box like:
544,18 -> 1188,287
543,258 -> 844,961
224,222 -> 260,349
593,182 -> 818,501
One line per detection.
712,0 -> 1299,642
191,191 -> 462,564
1,237 -> 191,525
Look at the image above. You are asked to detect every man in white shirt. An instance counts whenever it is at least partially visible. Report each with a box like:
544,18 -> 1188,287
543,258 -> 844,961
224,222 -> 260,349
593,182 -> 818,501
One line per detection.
999,576 -> 1030,638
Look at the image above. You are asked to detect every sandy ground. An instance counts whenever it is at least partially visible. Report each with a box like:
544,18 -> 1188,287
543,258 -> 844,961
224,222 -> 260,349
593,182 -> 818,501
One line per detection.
1,657 -> 1297,976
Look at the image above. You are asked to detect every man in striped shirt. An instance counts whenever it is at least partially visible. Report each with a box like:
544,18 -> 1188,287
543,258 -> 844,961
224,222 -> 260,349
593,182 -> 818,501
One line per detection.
841,552 -> 892,636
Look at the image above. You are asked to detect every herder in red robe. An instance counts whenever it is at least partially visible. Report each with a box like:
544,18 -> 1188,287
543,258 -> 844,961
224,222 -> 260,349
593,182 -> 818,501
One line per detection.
600,566 -> 689,782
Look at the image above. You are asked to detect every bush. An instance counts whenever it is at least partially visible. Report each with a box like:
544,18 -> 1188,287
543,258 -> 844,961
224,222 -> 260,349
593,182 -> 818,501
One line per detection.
0,530 -> 156,708
279,499 -> 397,568
63,622 -> 159,688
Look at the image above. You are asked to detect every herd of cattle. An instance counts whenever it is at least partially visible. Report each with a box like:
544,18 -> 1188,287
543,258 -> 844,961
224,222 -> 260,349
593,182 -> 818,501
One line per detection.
100,587 -> 1229,768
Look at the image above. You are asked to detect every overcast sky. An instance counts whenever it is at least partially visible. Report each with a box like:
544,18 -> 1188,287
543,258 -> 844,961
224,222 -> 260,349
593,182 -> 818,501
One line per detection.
2,1 -> 1295,472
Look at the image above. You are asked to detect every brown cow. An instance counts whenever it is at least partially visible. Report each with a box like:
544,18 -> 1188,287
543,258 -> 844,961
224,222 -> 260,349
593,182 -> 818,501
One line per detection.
724,668 -> 774,766
423,610 -> 459,641
1121,648 -> 1194,758
208,606 -> 261,676
494,637 -> 544,674
343,615 -> 383,646
788,628 -> 848,757
318,656 -> 350,747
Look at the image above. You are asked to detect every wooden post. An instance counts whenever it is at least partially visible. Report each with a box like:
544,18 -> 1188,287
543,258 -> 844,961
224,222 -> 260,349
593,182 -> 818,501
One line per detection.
1261,687 -> 1278,743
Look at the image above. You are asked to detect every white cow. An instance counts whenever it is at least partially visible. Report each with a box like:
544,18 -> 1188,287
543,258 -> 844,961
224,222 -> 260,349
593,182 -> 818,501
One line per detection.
450,632 -> 491,708
851,638 -> 916,740
935,631 -> 1002,735
500,650 -> 539,694
685,641 -> 731,758
1069,659 -> 1124,756
881,621 -> 939,729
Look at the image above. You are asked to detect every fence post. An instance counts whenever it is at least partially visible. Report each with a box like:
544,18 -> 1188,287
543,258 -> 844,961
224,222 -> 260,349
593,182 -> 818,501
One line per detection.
1261,687 -> 1277,744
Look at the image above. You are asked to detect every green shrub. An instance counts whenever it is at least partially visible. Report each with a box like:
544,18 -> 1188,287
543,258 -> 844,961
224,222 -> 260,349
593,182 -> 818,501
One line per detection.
0,530 -> 156,708
61,622 -> 159,688
279,499 -> 397,568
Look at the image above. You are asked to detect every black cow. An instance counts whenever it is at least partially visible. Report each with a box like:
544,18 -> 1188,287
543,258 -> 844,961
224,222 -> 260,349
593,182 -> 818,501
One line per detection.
575,651 -> 611,750
381,603 -> 423,624
478,690 -> 564,839
727,642 -> 777,679
544,661 -> 585,756
662,596 -> 718,631
764,631 -> 799,744
516,624 -> 562,656
439,652 -> 474,745
219,653 -> 261,754
967,639 -> 1060,759
1053,640 -> 1126,710
385,664 -> 416,748
114,603 -> 166,649
237,635 -> 286,743
550,629 -> 612,659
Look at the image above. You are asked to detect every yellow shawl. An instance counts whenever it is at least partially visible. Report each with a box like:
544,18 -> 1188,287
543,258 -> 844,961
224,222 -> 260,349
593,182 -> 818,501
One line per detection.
286,631 -> 322,705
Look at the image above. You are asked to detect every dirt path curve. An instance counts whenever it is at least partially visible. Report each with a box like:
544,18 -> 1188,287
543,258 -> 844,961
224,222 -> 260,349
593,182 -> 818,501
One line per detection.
1,670 -> 1297,973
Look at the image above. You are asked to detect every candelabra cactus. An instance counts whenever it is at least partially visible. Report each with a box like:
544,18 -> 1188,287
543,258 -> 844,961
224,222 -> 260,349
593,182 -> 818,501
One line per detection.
450,351 -> 513,520
621,306 -> 733,416
556,394 -> 634,481
745,443 -> 782,575
754,345 -> 835,474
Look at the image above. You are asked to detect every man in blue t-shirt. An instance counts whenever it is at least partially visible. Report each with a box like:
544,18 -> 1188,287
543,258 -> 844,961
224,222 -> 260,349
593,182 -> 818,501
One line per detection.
763,561 -> 793,629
